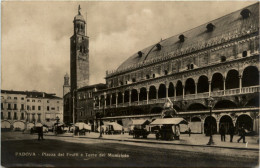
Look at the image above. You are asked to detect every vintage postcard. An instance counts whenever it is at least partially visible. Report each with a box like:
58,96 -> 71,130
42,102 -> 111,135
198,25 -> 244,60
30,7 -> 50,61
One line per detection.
1,1 -> 259,167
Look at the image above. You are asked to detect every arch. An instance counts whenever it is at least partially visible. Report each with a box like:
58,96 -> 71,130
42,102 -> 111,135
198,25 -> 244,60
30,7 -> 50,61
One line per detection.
112,93 -> 116,104
168,82 -> 174,97
158,84 -> 166,98
219,115 -> 233,134
204,116 -> 217,135
176,81 -> 183,96
131,89 -> 138,102
149,86 -> 157,99
185,78 -> 195,95
214,100 -> 237,109
236,114 -> 253,131
118,92 -> 123,104
245,96 -> 259,107
124,90 -> 129,103
13,121 -> 25,130
211,73 -> 224,91
187,103 -> 207,111
226,69 -> 239,89
139,88 -> 147,101
151,107 -> 163,114
242,66 -> 259,87
198,75 -> 209,93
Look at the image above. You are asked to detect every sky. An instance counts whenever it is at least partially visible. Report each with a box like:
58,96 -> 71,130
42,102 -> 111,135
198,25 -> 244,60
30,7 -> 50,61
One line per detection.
1,1 -> 256,97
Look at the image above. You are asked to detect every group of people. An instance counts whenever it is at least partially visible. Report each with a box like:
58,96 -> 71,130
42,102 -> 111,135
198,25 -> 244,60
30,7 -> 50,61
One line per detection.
219,125 -> 247,143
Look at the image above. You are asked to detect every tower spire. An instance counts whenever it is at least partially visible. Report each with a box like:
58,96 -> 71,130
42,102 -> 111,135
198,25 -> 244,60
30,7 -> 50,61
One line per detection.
78,5 -> 81,15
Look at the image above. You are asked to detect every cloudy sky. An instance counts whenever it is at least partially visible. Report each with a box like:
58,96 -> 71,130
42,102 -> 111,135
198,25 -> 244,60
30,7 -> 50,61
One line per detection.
1,1 -> 256,97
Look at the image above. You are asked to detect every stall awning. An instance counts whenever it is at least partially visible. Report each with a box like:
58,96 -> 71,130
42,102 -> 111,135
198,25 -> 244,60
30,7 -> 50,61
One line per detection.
132,119 -> 150,126
103,122 -> 123,131
149,118 -> 188,126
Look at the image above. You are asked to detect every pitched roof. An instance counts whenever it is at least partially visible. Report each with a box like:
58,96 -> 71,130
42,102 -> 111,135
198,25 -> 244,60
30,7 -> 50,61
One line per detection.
116,3 -> 259,72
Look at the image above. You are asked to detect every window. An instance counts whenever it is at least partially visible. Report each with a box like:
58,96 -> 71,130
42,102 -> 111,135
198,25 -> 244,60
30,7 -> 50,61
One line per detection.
242,51 -> 247,57
21,97 -> 24,100
14,112 -> 17,120
14,104 -> 17,110
187,64 -> 194,70
1,103 -> 3,110
27,99 -> 30,102
221,56 -> 226,62
146,75 -> 150,79
8,112 -> 11,119
14,97 -> 17,100
47,106 -> 49,111
21,113 -> 24,120
32,106 -> 35,110
153,74 -> 156,78
8,104 -> 11,110
7,96 -> 11,99
57,101 -> 59,103
164,70 -> 168,75
47,100 -> 49,103
51,107 -> 55,110
1,96 -> 4,99
38,106 -> 41,111
38,100 -> 41,102
21,104 -> 24,110
27,105 -> 30,110
1,112 -> 4,119
32,100 -> 35,102
80,46 -> 82,52
132,78 -> 136,82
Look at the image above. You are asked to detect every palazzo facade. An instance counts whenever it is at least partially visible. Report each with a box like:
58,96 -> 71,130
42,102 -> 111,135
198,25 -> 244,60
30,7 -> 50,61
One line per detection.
93,3 -> 260,134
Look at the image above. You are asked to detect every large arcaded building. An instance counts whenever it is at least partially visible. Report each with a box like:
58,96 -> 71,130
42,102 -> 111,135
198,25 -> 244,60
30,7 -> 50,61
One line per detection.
93,3 -> 259,134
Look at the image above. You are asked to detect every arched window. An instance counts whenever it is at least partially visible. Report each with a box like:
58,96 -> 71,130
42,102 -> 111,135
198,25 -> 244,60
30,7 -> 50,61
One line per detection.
221,56 -> 226,62
146,75 -> 150,79
80,46 -> 82,52
242,51 -> 247,57
164,70 -> 168,75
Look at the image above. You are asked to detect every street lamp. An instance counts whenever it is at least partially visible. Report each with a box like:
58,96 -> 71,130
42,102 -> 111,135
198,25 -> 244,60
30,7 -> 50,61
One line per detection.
207,96 -> 215,145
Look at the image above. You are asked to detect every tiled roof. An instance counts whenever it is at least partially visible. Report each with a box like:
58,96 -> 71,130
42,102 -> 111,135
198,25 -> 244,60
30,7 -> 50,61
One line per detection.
117,3 -> 259,71
1,90 -> 62,99
77,83 -> 107,92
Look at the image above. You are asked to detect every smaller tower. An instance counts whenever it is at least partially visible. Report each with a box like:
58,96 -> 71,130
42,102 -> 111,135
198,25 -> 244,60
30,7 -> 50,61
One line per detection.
63,73 -> 70,96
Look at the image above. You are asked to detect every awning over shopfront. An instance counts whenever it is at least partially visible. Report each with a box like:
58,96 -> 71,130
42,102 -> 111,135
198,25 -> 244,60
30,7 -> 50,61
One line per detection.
103,122 -> 123,131
149,118 -> 188,126
75,122 -> 91,130
132,119 -> 150,126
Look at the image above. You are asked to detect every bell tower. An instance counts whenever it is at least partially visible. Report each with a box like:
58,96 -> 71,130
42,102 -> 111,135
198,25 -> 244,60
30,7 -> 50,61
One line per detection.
70,5 -> 89,93
63,73 -> 70,97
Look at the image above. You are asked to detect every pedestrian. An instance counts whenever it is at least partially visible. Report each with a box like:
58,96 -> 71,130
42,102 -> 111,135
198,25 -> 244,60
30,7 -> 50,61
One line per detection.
220,125 -> 226,142
237,126 -> 246,143
38,126 -> 44,141
188,127 -> 191,137
228,125 -> 235,142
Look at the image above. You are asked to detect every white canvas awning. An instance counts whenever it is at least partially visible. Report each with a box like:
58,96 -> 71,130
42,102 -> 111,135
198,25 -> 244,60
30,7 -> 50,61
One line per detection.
149,118 -> 188,126
103,122 -> 123,131
132,119 -> 149,126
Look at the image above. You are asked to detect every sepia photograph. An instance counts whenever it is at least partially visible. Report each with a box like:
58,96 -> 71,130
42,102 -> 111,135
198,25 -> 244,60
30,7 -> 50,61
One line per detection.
1,1 -> 259,167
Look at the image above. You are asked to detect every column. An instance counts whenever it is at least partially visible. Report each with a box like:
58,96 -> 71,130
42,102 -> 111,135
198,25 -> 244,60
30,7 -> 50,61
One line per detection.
110,95 -> 112,106
156,88 -> 158,100
209,81 -> 212,97
129,90 -> 132,106
174,86 -> 176,101
122,93 -> 125,105
239,75 -> 242,93
195,82 -> 198,95
223,77 -> 226,96
116,93 -> 118,107
201,120 -> 204,134
217,121 -> 220,134
147,90 -> 149,104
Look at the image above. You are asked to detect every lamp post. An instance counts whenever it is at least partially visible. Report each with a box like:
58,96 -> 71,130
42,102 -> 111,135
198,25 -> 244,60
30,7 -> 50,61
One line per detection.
207,96 -> 215,145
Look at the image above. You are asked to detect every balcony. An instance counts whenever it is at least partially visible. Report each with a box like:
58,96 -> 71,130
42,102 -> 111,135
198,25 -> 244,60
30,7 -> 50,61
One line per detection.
95,85 -> 260,110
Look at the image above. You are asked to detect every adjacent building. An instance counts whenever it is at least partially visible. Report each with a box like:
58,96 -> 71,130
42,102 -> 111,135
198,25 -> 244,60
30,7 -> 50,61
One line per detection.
1,90 -> 63,130
93,3 -> 259,134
